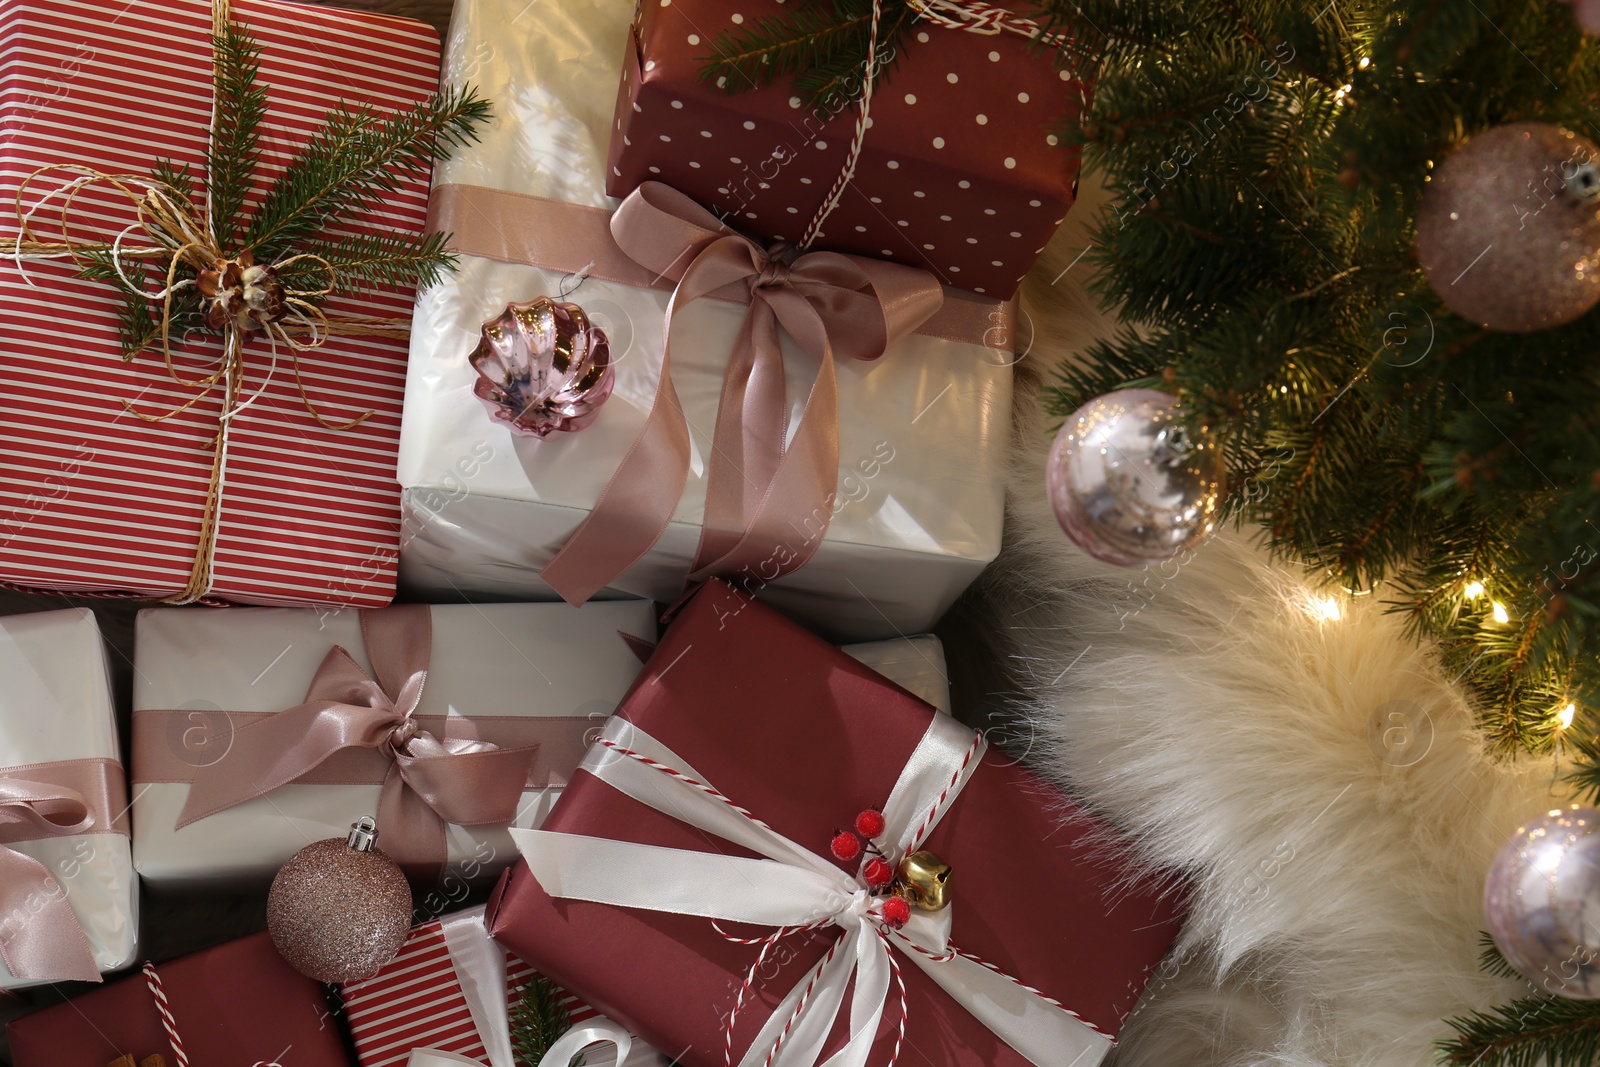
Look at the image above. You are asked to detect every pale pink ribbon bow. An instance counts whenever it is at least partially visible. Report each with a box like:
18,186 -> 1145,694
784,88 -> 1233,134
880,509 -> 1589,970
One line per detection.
177,605 -> 540,874
0,771 -> 107,981
540,182 -> 945,605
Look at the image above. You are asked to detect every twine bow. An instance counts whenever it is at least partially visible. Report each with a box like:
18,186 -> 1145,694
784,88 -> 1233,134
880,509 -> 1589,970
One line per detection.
540,183 -> 943,606
2,0 -> 418,604
176,605 -> 540,875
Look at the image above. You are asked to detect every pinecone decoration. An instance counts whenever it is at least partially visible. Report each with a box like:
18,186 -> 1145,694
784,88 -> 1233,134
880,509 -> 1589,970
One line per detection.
197,249 -> 287,334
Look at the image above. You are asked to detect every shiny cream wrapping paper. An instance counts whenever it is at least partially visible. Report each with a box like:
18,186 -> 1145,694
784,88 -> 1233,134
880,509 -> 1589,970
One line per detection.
396,0 -> 1013,642
0,608 -> 137,988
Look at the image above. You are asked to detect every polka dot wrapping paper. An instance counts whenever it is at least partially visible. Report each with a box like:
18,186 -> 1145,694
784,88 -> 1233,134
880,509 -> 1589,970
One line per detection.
606,0 -> 1085,299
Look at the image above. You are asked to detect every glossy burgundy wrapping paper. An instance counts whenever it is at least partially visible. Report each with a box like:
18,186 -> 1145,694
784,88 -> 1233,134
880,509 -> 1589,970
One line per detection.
487,581 -> 1186,1067
606,0 -> 1085,299
7,932 -> 350,1066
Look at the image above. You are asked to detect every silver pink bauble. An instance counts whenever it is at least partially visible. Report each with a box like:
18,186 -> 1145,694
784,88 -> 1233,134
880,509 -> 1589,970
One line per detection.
1046,389 -> 1225,566
469,297 -> 613,437
1415,123 -> 1600,331
1485,805 -> 1600,998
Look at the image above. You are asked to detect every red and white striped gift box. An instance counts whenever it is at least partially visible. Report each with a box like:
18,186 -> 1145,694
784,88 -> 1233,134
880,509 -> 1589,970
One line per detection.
0,0 -> 440,606
341,915 -> 603,1067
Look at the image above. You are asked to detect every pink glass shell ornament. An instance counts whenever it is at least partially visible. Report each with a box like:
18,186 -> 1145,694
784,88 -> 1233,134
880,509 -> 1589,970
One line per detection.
469,298 -> 613,437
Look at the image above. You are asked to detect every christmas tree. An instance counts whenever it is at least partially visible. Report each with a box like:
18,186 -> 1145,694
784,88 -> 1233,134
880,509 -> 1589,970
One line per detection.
711,0 -> 1600,1060
1031,0 -> 1600,1061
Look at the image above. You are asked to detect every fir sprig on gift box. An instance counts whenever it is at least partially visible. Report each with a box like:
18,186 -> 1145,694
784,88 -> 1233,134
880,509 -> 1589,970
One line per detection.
698,0 -> 915,112
74,22 -> 489,360
510,974 -> 585,1067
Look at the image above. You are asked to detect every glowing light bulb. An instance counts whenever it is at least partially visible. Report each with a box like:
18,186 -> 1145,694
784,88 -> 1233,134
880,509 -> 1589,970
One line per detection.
1464,580 -> 1485,599
1310,595 -> 1341,621
1492,601 -> 1510,624
1358,56 -> 1371,69
1559,704 -> 1577,730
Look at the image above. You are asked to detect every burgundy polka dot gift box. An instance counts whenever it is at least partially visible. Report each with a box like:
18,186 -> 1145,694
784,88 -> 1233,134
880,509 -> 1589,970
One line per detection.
606,0 -> 1087,299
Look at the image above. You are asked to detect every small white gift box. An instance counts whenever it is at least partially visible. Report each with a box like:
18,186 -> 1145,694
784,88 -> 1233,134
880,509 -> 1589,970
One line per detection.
396,0 -> 1013,643
0,607 -> 137,987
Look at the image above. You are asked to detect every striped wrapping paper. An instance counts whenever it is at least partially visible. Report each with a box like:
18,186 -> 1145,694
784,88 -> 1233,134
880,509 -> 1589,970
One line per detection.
341,916 -> 603,1067
0,0 -> 440,606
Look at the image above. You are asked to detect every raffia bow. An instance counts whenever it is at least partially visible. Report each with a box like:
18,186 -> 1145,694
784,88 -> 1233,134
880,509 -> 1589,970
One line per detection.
175,605 -> 539,876
2,0 -> 485,604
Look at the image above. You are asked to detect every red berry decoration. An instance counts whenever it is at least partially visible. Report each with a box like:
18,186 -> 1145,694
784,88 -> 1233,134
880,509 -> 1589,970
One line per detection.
864,857 -> 895,888
855,808 -> 886,839
881,896 -> 911,929
830,831 -> 862,862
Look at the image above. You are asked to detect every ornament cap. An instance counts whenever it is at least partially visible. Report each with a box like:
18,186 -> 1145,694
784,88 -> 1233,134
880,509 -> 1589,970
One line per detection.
347,815 -> 380,853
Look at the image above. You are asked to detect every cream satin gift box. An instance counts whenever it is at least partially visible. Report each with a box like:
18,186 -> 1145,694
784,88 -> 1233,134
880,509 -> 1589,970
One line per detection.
396,0 -> 1013,643
0,608 -> 137,988
129,599 -> 952,885
130,600 -> 658,885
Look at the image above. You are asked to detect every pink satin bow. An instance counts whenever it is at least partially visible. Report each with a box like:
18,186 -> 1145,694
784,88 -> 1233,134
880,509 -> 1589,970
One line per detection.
0,772 -> 103,982
540,182 -> 944,605
177,605 -> 540,875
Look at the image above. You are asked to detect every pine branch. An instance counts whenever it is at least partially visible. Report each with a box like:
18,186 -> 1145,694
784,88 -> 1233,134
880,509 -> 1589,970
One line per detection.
151,160 -> 197,208
510,974 -> 583,1067
206,23 -> 267,248
277,230 -> 460,297
1438,992 -> 1600,1066
242,85 -> 491,261
700,0 -> 913,111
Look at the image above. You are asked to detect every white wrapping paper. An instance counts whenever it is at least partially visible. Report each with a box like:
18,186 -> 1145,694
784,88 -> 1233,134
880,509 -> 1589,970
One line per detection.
0,608 -> 137,987
396,0 -> 1013,642
130,601 -> 657,886
130,601 -> 952,886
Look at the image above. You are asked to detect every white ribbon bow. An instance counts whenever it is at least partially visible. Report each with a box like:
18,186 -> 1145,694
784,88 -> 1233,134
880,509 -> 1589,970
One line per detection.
509,715 -> 1112,1067
406,1023 -> 632,1067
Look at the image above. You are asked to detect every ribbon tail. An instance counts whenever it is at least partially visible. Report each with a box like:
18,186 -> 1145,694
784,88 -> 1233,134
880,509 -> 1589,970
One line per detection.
377,761 -> 450,882
898,945 -> 1113,1067
688,289 -> 840,585
0,847 -> 99,982
692,300 -> 788,573
540,297 -> 693,605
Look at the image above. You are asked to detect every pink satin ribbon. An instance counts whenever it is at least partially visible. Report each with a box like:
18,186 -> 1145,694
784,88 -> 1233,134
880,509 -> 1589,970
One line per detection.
0,758 -> 128,983
529,182 -> 944,604
176,605 -> 540,875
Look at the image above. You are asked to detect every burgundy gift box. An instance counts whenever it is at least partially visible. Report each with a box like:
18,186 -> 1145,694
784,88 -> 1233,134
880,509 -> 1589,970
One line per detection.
607,0 -> 1085,299
487,581 -> 1186,1067
7,932 -> 350,1067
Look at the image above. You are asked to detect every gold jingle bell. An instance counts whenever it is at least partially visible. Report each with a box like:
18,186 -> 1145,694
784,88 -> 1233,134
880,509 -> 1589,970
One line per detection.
895,850 -> 952,912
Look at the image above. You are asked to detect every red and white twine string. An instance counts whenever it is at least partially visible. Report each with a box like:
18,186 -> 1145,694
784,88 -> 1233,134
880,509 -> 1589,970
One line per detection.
796,0 -> 1066,252
143,961 -> 286,1067
142,962 -> 191,1067
796,0 -> 885,249
600,730 -> 1065,1064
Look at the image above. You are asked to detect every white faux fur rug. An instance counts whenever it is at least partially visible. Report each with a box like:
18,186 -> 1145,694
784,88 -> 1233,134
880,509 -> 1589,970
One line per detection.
986,179 -> 1567,1065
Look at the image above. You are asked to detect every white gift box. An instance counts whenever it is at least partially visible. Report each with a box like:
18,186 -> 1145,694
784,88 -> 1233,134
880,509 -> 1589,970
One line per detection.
130,601 -> 658,886
0,608 -> 137,987
130,600 -> 952,885
396,0 -> 1013,643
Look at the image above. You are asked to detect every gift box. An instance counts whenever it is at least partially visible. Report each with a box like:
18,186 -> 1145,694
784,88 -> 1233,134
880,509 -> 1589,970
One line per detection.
608,0 -> 1085,299
129,600 -> 658,885
486,581 -> 1187,1067
401,0 -> 1014,643
341,905 -> 669,1067
7,931 -> 350,1067
0,0 -> 441,606
0,607 -> 136,989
